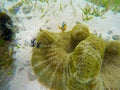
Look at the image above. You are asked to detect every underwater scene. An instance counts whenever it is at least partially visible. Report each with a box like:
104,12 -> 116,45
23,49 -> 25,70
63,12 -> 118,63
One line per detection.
0,0 -> 120,90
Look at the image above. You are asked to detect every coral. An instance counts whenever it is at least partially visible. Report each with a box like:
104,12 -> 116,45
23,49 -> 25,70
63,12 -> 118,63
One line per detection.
31,23 -> 120,90
0,12 -> 13,41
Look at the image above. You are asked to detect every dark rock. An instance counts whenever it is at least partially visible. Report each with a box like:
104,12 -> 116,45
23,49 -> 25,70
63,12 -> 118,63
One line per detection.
112,34 -> 120,40
107,30 -> 113,35
0,12 -> 13,41
22,5 -> 32,14
26,16 -> 32,19
28,71 -> 36,81
18,67 -> 24,72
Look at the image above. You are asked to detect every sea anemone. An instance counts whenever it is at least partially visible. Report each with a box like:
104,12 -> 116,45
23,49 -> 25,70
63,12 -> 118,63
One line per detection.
31,23 -> 120,90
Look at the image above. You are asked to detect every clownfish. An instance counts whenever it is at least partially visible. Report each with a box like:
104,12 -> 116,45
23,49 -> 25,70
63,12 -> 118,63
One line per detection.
58,22 -> 67,32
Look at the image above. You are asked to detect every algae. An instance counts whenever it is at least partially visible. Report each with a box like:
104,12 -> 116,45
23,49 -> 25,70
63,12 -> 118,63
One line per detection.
31,23 -> 120,90
88,0 -> 120,13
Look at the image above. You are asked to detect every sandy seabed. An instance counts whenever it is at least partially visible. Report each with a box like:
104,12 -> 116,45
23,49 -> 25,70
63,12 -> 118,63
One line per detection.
0,0 -> 120,90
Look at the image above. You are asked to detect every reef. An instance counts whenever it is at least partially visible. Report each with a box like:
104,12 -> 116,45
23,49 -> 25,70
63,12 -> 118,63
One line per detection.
31,23 -> 120,90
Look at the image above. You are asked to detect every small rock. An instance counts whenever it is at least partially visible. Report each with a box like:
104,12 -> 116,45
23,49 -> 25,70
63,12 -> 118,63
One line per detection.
28,71 -> 36,81
24,61 -> 31,66
93,30 -> 97,36
22,5 -> 32,14
107,30 -> 113,35
25,40 -> 31,46
40,25 -> 48,30
18,67 -> 24,72
76,21 -> 81,24
26,16 -> 32,19
105,36 -> 111,41
47,27 -> 51,30
112,35 -> 120,40
98,33 -> 102,38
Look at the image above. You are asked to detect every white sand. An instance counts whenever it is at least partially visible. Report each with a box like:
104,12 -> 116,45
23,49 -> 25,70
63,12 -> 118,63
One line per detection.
1,0 -> 120,90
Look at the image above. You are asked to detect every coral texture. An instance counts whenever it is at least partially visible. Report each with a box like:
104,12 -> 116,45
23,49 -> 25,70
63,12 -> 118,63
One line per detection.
31,23 -> 120,90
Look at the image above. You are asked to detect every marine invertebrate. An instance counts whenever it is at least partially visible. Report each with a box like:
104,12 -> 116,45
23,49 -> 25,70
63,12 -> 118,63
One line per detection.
31,23 -> 120,90
0,12 -> 13,41
31,23 -> 90,90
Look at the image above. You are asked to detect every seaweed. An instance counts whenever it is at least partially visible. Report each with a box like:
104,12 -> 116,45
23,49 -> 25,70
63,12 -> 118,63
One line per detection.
91,7 -> 105,17
87,0 -> 120,13
59,4 -> 63,11
81,4 -> 106,21
8,2 -> 23,15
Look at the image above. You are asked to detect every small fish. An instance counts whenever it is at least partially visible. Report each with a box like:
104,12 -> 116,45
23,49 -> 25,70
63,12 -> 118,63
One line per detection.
58,22 -> 67,32
31,38 -> 41,48
31,38 -> 36,47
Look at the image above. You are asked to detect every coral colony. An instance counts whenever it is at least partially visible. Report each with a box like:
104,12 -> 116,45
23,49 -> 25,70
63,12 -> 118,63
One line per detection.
31,23 -> 120,90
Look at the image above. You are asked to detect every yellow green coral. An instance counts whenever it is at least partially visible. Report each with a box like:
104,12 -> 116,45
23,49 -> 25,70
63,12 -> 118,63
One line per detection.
31,23 -> 120,90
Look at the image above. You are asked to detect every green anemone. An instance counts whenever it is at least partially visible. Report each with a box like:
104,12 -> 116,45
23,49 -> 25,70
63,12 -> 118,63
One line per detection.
32,23 -> 89,90
31,23 -> 120,90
